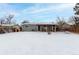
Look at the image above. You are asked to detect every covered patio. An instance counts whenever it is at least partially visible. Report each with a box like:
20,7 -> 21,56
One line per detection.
37,24 -> 58,32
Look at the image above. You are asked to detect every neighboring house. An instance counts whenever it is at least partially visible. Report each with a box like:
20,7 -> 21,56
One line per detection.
21,22 -> 58,32
0,24 -> 21,33
62,23 -> 71,31
0,24 -> 14,33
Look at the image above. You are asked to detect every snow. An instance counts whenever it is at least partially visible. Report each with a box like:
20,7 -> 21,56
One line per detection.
0,24 -> 15,26
22,22 -> 56,25
0,32 -> 79,55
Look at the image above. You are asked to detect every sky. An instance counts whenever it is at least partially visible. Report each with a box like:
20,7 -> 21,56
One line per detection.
0,3 -> 75,23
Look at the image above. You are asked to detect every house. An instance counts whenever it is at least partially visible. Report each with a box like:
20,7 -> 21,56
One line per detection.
0,24 -> 22,33
21,22 -> 59,32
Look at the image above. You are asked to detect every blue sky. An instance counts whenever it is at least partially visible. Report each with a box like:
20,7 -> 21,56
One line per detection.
0,3 -> 75,23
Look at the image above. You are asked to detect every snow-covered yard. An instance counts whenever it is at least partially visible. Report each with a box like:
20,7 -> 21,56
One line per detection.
0,32 -> 79,55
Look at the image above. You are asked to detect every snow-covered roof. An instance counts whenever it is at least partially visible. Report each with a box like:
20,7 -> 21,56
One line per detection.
0,24 -> 15,26
67,23 -> 74,25
22,22 -> 56,25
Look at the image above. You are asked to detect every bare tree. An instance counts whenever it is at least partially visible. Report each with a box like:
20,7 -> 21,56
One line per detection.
56,17 -> 66,31
74,3 -> 79,15
68,3 -> 79,32
73,3 -> 79,25
6,14 -> 14,24
69,16 -> 79,32
11,19 -> 16,24
0,18 -> 5,24
4,14 -> 15,32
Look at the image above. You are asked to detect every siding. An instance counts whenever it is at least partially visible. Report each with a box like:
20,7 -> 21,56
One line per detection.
22,25 -> 38,31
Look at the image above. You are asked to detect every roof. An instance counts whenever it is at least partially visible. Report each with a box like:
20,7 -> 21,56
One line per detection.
0,24 -> 19,27
22,22 -> 56,25
0,24 -> 15,26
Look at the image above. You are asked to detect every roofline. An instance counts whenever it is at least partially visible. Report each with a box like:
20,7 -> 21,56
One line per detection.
21,22 -> 57,25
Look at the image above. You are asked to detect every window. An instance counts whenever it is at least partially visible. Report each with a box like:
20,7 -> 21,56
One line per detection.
22,25 -> 29,27
25,25 -> 29,27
